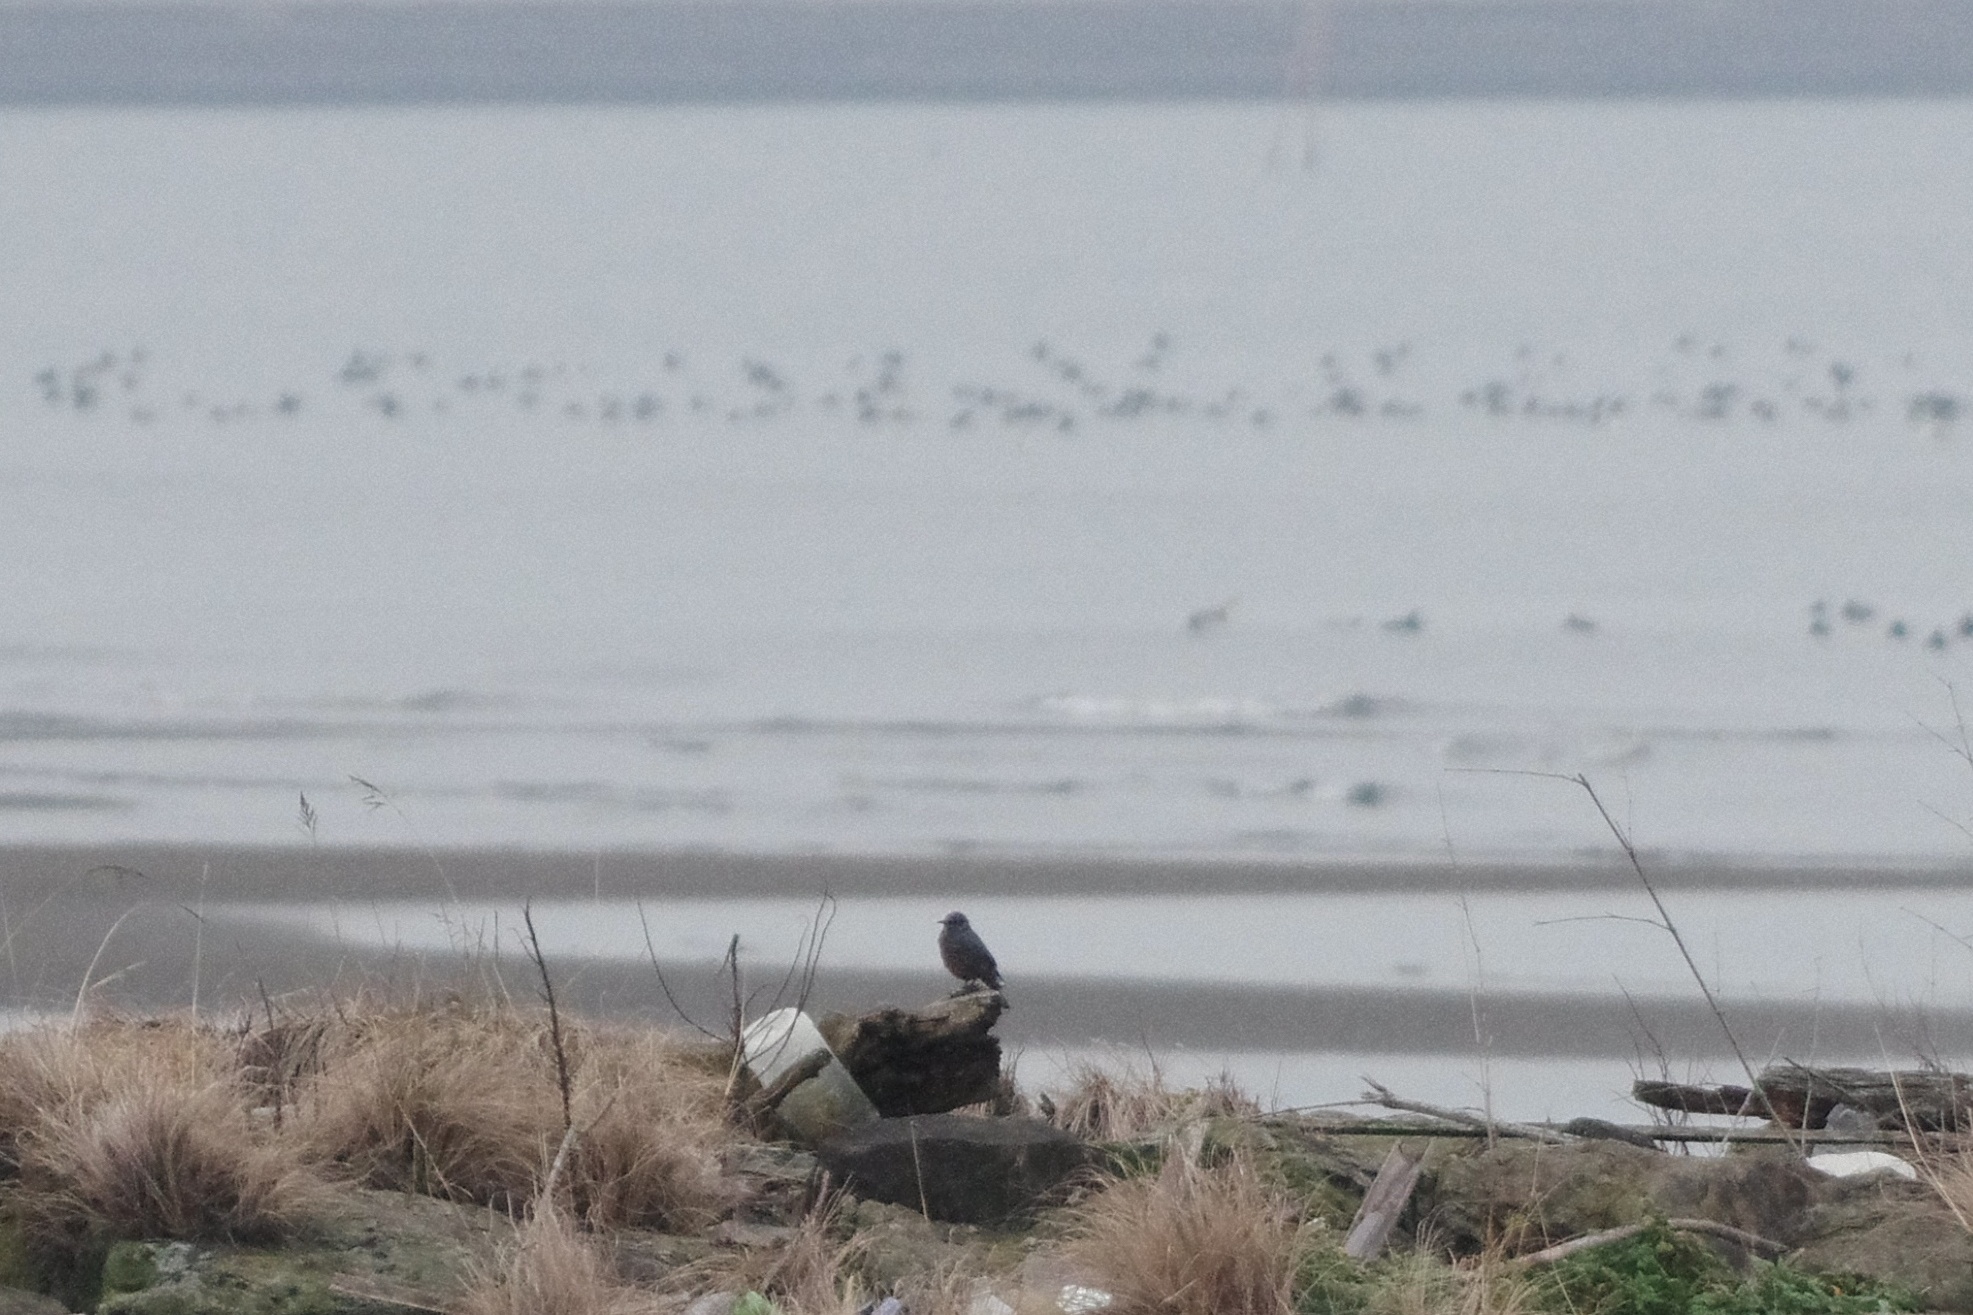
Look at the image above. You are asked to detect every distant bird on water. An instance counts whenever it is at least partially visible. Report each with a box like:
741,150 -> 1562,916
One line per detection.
937,911 -> 1003,991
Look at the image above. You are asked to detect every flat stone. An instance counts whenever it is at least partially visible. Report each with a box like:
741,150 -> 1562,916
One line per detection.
0,1286 -> 71,1315
817,1115 -> 1089,1224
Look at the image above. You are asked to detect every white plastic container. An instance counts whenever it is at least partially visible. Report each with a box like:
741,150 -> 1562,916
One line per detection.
739,1007 -> 879,1143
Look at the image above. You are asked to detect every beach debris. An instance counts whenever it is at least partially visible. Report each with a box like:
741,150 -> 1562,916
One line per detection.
1633,1063 -> 1972,1131
1806,1151 -> 1919,1181
685,1296 -> 741,1315
821,989 -> 1007,1117
1557,1117 -> 1661,1149
1056,1287 -> 1114,1313
1360,1078 -> 1573,1145
1343,1143 -> 1425,1261
967,1291 -> 1014,1315
1511,1218 -> 1787,1268
739,1008 -> 879,1145
815,1113 -> 1089,1223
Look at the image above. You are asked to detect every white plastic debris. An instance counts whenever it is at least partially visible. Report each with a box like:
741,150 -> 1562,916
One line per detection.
967,1291 -> 1015,1315
739,1007 -> 878,1143
684,1294 -> 739,1315
1057,1286 -> 1115,1313
1807,1150 -> 1918,1181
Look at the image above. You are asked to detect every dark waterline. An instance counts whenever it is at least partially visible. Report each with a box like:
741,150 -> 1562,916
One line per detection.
4,0 -> 1972,106
6,842 -> 1973,903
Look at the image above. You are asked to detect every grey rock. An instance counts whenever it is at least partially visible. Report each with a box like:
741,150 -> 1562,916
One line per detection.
685,1295 -> 739,1315
817,1114 -> 1089,1223
0,1286 -> 71,1315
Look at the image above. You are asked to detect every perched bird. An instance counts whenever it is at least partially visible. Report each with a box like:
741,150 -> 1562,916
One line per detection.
937,911 -> 1003,991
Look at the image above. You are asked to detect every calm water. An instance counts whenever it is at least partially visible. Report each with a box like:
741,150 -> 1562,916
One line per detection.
16,97 -> 1973,1122
7,100 -> 1973,860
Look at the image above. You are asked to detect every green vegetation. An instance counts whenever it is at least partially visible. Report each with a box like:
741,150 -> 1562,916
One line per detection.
1538,1222 -> 1918,1315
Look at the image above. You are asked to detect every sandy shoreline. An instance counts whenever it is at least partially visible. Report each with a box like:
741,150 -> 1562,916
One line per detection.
2,842 -> 1970,1068
3,842 -> 1972,904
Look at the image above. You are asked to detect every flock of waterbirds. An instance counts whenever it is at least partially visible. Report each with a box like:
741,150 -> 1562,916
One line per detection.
30,335 -> 1973,654
26,334 -> 1970,437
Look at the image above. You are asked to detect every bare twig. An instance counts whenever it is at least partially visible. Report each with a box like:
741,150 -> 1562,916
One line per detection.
541,1087 -> 623,1206
909,1118 -> 932,1222
635,901 -> 723,1042
191,861 -> 210,1016
519,902 -> 574,1135
721,934 -> 748,1108
349,774 -> 461,911
1460,768 -> 1803,1154
754,893 -> 838,1019
71,903 -> 147,1030
257,979 -> 284,1128
1514,1217 -> 1786,1267
1360,1078 -> 1571,1144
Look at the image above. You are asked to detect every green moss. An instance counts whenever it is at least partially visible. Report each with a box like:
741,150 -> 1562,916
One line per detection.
93,1244 -> 352,1315
100,1241 -> 165,1297
1294,1243 -> 1373,1315
1535,1221 -> 1921,1315
0,1209 -> 43,1293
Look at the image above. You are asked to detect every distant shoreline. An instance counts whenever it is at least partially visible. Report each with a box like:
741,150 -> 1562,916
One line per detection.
5,841 -> 1970,1056
4,0 -> 1972,106
3,842 -> 1970,902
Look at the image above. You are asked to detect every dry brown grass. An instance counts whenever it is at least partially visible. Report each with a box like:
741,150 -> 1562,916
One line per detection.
664,1194 -> 868,1315
1361,1250 -> 1539,1315
459,1205 -> 661,1315
1042,1059 -> 1261,1142
564,1025 -> 734,1231
1062,1150 -> 1315,1315
1913,1139 -> 1973,1235
0,1018 -> 313,1261
290,1001 -> 736,1229
293,1003 -> 558,1209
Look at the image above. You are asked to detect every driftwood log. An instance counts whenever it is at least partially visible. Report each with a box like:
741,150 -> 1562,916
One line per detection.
819,989 -> 1006,1116
1634,1064 -> 1973,1131
1343,1144 -> 1425,1261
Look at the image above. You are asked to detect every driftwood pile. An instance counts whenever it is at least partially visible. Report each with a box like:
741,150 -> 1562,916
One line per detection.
1634,1064 -> 1972,1132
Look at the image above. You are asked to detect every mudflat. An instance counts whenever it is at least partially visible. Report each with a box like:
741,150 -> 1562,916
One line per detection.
6,843 -> 1971,1069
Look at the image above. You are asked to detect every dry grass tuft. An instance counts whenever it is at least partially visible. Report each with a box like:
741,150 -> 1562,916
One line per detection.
1063,1150 -> 1313,1315
667,1194 -> 868,1315
564,1025 -> 735,1232
0,1020 -> 312,1260
459,1205 -> 659,1315
291,1001 -> 735,1228
1360,1250 -> 1539,1315
1914,1141 -> 1973,1234
294,1004 -> 558,1209
1043,1060 -> 1260,1142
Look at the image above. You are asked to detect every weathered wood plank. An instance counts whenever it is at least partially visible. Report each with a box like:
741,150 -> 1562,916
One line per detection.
1343,1144 -> 1425,1261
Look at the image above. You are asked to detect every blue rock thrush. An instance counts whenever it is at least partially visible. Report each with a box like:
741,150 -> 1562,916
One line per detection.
937,911 -> 1003,991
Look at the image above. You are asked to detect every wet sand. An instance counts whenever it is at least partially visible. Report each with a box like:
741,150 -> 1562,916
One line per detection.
5,843 -> 1971,1066
4,841 -> 1970,904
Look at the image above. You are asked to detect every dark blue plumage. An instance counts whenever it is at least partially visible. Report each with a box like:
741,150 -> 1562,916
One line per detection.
937,911 -> 1003,990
